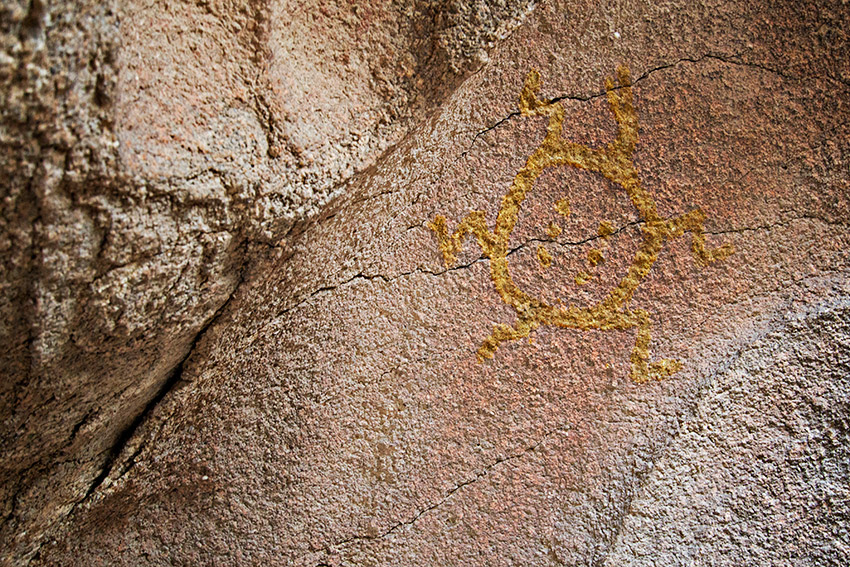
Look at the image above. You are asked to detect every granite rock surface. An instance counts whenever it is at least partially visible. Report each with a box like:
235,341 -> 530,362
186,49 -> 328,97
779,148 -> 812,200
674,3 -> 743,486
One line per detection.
2,0 -> 849,565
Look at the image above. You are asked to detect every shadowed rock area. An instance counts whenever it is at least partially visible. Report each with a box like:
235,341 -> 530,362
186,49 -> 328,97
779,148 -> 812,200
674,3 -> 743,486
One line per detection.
1,0 -> 849,565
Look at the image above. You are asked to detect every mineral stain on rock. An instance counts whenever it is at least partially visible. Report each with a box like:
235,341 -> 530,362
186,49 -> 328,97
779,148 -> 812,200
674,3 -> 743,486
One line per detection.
428,65 -> 734,383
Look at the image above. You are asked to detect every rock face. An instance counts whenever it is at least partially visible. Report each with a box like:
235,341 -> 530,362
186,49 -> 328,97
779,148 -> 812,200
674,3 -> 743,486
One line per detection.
2,0 -> 849,565
0,0 -> 534,563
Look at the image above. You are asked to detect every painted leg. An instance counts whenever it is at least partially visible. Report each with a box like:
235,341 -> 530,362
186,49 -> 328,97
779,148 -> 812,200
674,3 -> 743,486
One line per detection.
604,66 -> 638,154
628,308 -> 682,383
669,208 -> 735,266
477,319 -> 535,362
428,211 -> 496,267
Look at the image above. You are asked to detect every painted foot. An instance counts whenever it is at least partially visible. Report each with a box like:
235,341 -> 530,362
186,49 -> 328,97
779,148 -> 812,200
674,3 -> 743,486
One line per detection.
648,358 -> 683,380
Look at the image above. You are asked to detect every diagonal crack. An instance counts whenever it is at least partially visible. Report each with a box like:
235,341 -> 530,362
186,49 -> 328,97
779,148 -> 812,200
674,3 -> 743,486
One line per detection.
326,426 -> 566,553
367,50 -> 826,248
317,264 -> 850,563
41,242 -> 252,550
24,262 -> 247,563
291,47 -> 850,321
270,218 -> 641,321
269,251 -> 489,320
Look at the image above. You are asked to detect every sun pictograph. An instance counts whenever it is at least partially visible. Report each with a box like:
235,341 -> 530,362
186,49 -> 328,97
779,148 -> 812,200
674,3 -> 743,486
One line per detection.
428,66 -> 734,383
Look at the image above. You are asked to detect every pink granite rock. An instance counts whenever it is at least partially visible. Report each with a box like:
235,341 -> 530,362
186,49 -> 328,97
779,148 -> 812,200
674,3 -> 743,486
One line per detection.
2,0 -> 849,565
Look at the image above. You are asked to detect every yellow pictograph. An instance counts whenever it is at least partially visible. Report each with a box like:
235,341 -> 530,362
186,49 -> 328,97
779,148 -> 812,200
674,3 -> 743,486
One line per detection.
427,66 -> 734,383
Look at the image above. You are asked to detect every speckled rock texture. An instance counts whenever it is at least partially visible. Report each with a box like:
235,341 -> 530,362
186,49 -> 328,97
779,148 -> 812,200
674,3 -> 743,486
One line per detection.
0,0 -> 534,563
2,0 -> 849,565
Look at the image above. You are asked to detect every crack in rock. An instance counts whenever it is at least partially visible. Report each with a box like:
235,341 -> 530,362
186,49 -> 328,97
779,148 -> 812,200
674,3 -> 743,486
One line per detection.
325,426 -> 566,554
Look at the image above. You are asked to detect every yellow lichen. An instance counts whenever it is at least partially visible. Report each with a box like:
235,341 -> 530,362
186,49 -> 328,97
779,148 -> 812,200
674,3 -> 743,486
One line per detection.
575,271 -> 592,285
427,66 -> 734,383
555,198 -> 571,218
546,222 -> 562,238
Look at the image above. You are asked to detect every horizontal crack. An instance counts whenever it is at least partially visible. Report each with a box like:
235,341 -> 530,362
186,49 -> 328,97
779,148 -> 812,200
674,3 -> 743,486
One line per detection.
270,220 -> 644,319
452,49 -> 843,174
270,252 -> 490,321
506,219 -> 643,258
271,212 -> 840,321
706,214 -> 850,236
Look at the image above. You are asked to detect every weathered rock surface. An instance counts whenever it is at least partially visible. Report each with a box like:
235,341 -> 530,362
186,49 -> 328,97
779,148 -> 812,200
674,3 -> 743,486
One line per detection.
3,0 -> 850,565
0,0 -> 534,563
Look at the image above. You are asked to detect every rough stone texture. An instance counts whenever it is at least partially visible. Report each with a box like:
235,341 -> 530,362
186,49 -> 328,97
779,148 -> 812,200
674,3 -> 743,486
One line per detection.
0,0 -> 535,564
3,0 -> 850,565
605,300 -> 850,565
